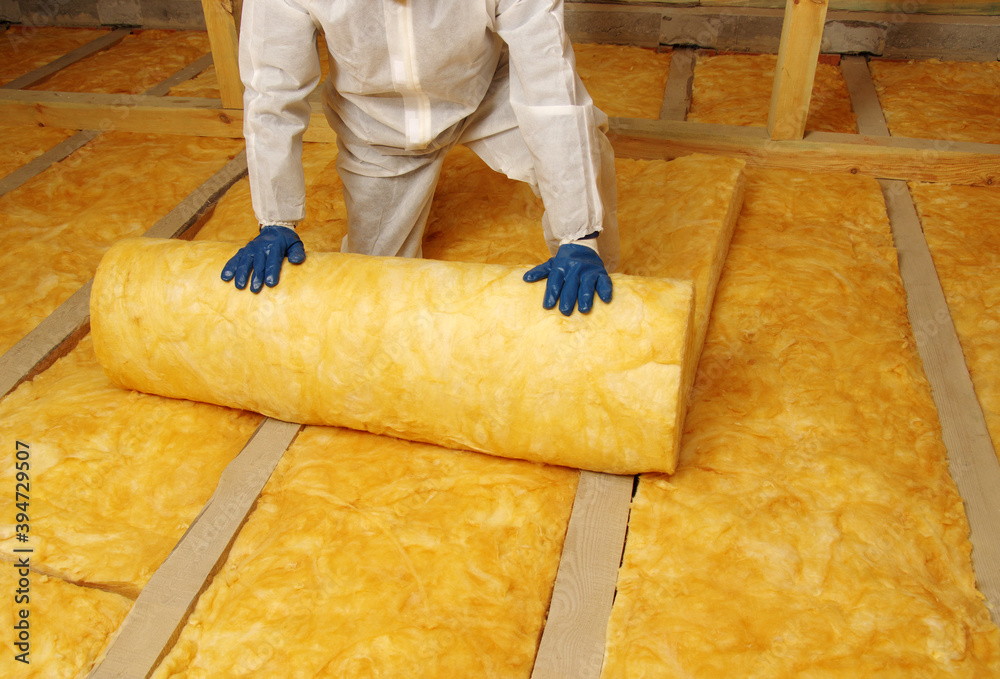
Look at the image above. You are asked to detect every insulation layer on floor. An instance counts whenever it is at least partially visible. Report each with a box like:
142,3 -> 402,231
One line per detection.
688,53 -> 858,133
0,25 -> 110,85
27,29 -> 210,94
0,131 -> 243,355
0,121 -> 78,179
0,336 -> 263,596
0,567 -> 132,678
151,427 -> 579,678
601,169 -> 1000,677
870,59 -> 1000,144
573,43 -> 672,119
911,182 -> 1000,464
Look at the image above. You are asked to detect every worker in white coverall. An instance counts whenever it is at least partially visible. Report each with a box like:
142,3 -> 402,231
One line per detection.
221,0 -> 620,316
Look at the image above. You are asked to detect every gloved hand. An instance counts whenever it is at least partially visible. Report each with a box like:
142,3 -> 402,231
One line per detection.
523,242 -> 613,316
221,225 -> 306,293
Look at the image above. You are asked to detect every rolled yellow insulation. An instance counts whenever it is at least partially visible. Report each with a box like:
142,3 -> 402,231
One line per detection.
151,426 -> 577,678
0,567 -> 131,678
870,59 -> 1000,144
689,53 -> 857,133
28,29 -> 210,94
0,336 -> 263,595
92,238 -> 696,474
0,26 -> 109,85
911,182 -> 1000,464
601,169 -> 1000,677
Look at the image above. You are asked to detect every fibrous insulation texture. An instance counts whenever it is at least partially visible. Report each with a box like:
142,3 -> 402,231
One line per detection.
601,169 -> 1000,677
92,238 -> 696,474
912,182 -> 1000,463
0,337 -> 263,595
151,426 -> 578,678
870,59 -> 1000,144
0,567 -> 131,678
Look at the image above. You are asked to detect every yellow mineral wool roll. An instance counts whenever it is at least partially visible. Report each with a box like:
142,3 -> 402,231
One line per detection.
92,238 -> 696,474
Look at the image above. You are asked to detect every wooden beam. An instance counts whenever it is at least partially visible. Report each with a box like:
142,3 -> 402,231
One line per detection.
608,118 -> 1000,186
768,0 -> 830,141
839,55 -> 890,137
2,91 -> 998,185
839,49 -> 1000,622
0,28 -> 132,91
881,179 -> 1000,621
531,472 -> 634,679
659,47 -> 696,121
88,417 -> 302,679
200,0 -> 244,108
0,90 -> 336,142
571,0 -> 1000,15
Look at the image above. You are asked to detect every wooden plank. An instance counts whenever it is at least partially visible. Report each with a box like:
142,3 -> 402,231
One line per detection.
839,55 -> 1000,622
840,55 -> 890,137
200,0 -> 243,108
608,118 -> 1000,186
0,90 -> 336,142
88,417 -> 302,679
531,472 -> 635,679
881,178 -> 1000,621
0,151 -> 247,400
143,53 -> 216,97
767,0 -> 830,141
659,47 -> 696,121
575,0 -> 1000,14
3,91 -> 999,184
0,28 -> 132,91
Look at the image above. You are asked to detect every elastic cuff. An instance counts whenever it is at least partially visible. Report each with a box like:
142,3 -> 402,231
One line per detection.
260,221 -> 298,230
558,227 -> 603,247
570,239 -> 599,255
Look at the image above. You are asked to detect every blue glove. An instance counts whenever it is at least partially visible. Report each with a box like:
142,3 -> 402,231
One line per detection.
221,225 -> 306,293
523,243 -> 613,316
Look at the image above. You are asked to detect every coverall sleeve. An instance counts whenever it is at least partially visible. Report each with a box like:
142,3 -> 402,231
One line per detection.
240,0 -> 321,227
495,0 -> 607,245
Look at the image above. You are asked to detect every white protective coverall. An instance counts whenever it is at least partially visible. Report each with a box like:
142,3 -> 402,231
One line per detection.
239,0 -> 619,271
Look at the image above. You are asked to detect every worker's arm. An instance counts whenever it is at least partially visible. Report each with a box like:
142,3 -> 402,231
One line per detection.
225,0 -> 320,291
495,0 -> 614,314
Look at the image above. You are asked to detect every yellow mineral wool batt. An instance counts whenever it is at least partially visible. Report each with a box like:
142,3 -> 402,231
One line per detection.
91,238 -> 696,474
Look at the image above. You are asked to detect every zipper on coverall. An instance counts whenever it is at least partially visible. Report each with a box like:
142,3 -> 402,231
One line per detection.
386,0 -> 433,147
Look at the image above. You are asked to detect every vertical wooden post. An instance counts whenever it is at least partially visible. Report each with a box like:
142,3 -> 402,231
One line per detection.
767,0 -> 829,141
201,0 -> 244,109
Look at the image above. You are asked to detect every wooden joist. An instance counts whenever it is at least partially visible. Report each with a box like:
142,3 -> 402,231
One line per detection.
609,118 -> 1000,186
2,90 -> 998,186
589,0 -> 1000,14
89,417 -> 302,679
